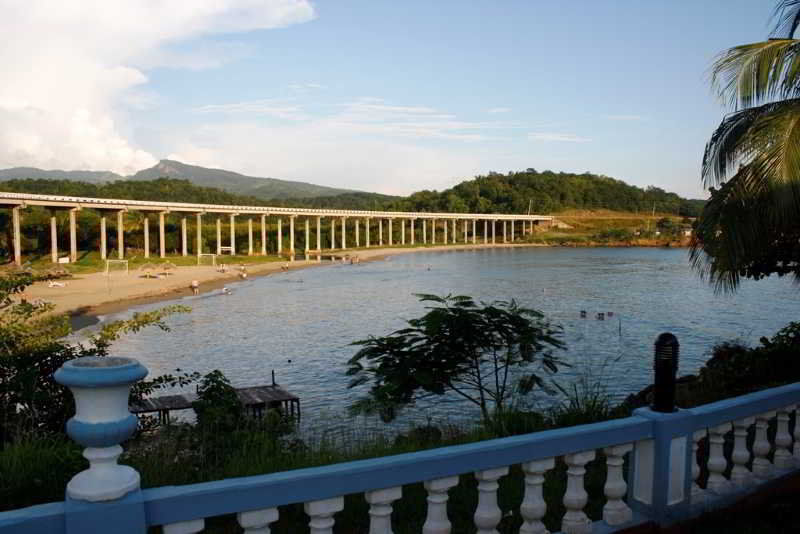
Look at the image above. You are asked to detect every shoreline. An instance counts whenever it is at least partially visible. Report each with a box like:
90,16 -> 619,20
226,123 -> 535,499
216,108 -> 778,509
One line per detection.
23,243 -> 542,331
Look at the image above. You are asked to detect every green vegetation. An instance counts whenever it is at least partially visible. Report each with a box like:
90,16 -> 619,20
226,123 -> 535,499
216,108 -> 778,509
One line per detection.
347,294 -> 565,430
692,0 -> 800,291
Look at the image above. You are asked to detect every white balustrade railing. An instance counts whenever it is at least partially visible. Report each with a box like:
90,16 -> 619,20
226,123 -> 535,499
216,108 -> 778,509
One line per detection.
1,367 -> 799,534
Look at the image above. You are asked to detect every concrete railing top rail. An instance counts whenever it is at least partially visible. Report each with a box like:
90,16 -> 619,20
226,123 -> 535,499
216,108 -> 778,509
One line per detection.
0,191 -> 553,221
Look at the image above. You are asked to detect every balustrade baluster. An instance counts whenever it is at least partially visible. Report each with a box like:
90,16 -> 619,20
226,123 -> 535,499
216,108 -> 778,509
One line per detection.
365,486 -> 402,534
603,443 -> 633,525
692,429 -> 707,500
305,496 -> 344,534
707,422 -> 732,494
520,458 -> 554,534
474,467 -> 508,534
753,411 -> 777,480
561,450 -> 595,534
774,406 -> 794,470
423,476 -> 459,534
238,508 -> 278,533
794,405 -> 800,466
731,417 -> 755,487
163,519 -> 204,534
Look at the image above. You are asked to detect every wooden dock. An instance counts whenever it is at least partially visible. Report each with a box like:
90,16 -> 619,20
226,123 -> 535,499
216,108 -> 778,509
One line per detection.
132,384 -> 300,424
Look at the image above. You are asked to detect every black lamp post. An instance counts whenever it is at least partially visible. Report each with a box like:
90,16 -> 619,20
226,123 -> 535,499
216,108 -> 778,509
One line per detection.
652,332 -> 679,413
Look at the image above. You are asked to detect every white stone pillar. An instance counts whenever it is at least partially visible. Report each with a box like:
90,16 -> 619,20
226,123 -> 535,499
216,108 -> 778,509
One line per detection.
463,219 -> 467,243
365,486 -> 402,534
261,214 -> 267,255
707,422 -> 732,494
388,219 -> 393,246
100,214 -> 107,260
492,220 -> 496,244
341,217 -> 346,249
277,218 -> 283,254
229,214 -> 236,255
316,216 -> 321,251
443,218 -> 447,244
452,219 -> 456,244
366,218 -> 370,247
502,220 -> 507,243
216,217 -> 222,255
431,219 -> 436,244
410,219 -> 415,245
521,458 -> 553,534
116,210 -> 124,259
511,220 -> 515,242
69,208 -> 78,263
196,213 -> 203,256
305,218 -> 310,253
753,411 -> 776,480
247,218 -> 253,256
472,219 -> 476,244
379,219 -> 383,246
474,467 -> 508,534
731,417 -> 755,487
603,444 -> 633,525
355,219 -> 360,247
330,217 -> 336,249
238,508 -> 278,534
143,215 -> 150,258
164,519 -> 203,534
181,216 -> 188,256
50,211 -> 58,263
562,450 -> 595,534
401,219 -> 406,245
692,429 -> 706,501
774,406 -> 794,470
305,497 -> 344,534
159,211 -> 167,258
11,206 -> 21,266
289,216 -> 295,257
422,476 -> 459,534
422,219 -> 427,244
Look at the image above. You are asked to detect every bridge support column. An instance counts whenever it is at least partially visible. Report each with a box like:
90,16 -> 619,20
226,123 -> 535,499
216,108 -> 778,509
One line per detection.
247,218 -> 253,256
305,218 -> 310,253
159,212 -> 167,258
410,219 -> 415,245
100,214 -> 107,260
277,218 -> 283,254
452,219 -> 456,244
69,208 -> 78,263
50,211 -> 58,263
216,217 -> 222,255
379,219 -> 383,246
10,206 -> 21,266
365,218 -> 370,247
422,219 -> 427,244
484,220 -> 488,244
463,220 -> 467,243
355,219 -> 360,247
431,219 -> 436,245
316,216 -> 321,251
181,216 -> 188,256
196,213 -> 203,256
261,215 -> 267,255
388,219 -> 393,246
143,216 -> 150,258
229,214 -> 236,256
443,218 -> 447,244
503,220 -> 507,244
472,219 -> 476,245
289,216 -> 295,258
401,219 -> 405,245
341,217 -> 346,249
116,210 -> 125,259
492,220 -> 496,244
511,220 -> 514,242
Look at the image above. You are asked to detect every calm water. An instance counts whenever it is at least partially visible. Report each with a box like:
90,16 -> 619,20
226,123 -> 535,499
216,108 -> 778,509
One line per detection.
93,247 -> 797,431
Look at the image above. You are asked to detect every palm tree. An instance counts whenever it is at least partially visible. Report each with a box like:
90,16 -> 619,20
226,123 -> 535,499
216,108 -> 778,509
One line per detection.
692,1 -> 800,291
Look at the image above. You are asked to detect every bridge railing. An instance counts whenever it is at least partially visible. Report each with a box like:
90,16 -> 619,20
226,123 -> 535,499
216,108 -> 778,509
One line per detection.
1,368 -> 799,533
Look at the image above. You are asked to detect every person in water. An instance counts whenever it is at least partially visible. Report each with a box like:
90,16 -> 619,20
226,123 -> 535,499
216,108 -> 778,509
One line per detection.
190,280 -> 199,295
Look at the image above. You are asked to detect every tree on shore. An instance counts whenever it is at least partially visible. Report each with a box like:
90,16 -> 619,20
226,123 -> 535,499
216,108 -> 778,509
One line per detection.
346,294 -> 565,431
692,0 -> 800,291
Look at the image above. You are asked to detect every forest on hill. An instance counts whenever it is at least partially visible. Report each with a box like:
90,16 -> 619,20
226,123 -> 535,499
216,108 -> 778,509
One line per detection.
0,168 -> 705,216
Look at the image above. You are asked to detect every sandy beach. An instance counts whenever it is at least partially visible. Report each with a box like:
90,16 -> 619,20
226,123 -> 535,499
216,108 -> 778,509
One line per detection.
21,243 -> 537,328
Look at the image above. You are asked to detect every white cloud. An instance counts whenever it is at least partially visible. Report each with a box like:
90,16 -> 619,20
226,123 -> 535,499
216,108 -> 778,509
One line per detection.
487,107 -> 511,113
195,99 -> 309,121
0,0 -> 315,174
604,114 -> 645,121
288,83 -> 327,91
528,132 -> 591,143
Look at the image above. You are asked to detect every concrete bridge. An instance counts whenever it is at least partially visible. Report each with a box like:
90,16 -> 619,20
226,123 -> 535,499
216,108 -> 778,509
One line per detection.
0,191 -> 553,266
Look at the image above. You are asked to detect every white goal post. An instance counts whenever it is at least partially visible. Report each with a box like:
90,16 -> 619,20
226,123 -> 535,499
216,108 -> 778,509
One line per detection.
104,259 -> 129,276
197,253 -> 217,267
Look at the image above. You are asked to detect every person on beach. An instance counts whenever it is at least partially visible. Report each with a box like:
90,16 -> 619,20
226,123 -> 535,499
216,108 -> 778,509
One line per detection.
190,280 -> 199,295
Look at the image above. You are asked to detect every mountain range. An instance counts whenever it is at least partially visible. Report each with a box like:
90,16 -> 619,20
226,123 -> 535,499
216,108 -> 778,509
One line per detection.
0,159 -> 355,200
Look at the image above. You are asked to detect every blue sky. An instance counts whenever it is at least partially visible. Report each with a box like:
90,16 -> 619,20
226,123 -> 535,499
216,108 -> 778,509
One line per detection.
0,1 -> 776,198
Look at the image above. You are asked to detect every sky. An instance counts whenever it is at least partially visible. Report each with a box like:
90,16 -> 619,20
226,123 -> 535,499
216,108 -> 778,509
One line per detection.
0,1 -> 778,198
